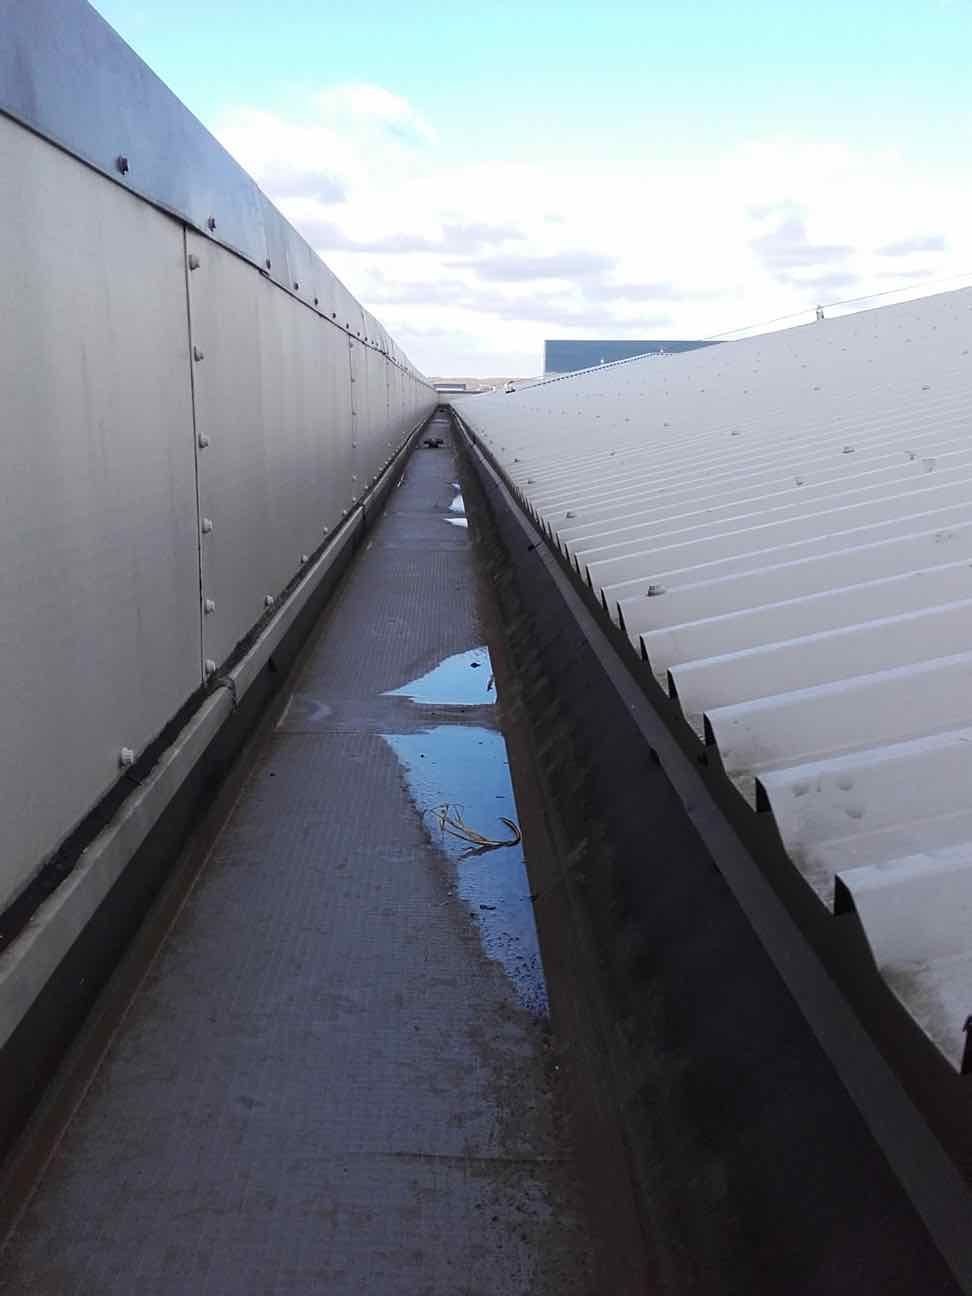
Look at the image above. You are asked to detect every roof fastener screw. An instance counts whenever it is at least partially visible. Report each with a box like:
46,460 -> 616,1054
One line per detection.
204,658 -> 217,676
193,345 -> 205,362
204,598 -> 216,614
198,433 -> 210,449
201,517 -> 213,534
264,594 -> 274,607
188,253 -> 200,270
207,216 -> 216,231
116,155 -> 130,175
119,746 -> 135,767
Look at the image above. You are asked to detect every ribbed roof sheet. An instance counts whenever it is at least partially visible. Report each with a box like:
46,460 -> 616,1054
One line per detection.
457,287 -> 972,1070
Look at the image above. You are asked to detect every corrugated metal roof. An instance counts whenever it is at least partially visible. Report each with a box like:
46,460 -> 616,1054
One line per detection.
457,287 -> 972,1071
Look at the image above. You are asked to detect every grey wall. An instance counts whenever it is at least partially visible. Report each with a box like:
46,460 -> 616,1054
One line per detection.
543,338 -> 719,375
0,6 -> 435,914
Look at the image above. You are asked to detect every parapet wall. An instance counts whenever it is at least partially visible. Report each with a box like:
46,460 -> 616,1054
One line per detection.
0,0 -> 435,915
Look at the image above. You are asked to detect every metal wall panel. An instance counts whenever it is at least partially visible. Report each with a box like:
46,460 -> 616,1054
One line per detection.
187,232 -> 358,666
0,1 -> 426,380
1,6 -> 434,917
0,115 -> 201,910
457,288 -> 972,1070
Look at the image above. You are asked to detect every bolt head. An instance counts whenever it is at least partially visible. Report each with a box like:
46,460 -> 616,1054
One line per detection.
201,517 -> 213,534
188,253 -> 200,271
300,553 -> 309,564
193,345 -> 205,362
264,594 -> 275,608
198,433 -> 210,449
204,598 -> 216,614
204,658 -> 217,676
116,155 -> 129,175
207,216 -> 216,232
119,746 -> 135,767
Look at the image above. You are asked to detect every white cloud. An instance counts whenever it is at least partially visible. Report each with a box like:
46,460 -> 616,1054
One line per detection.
313,83 -> 436,143
876,234 -> 947,257
213,92 -> 972,376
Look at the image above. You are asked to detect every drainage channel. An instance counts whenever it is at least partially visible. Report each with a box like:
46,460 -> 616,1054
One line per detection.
0,410 -> 598,1294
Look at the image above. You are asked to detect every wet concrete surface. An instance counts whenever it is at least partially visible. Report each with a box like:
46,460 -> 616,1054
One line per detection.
0,415 -> 593,1294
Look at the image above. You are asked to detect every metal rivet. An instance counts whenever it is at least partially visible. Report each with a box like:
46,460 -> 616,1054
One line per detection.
204,658 -> 217,676
116,155 -> 129,175
201,517 -> 213,534
264,594 -> 274,608
204,598 -> 216,614
193,345 -> 205,362
207,216 -> 216,232
188,253 -> 200,270
119,746 -> 135,767
198,433 -> 210,449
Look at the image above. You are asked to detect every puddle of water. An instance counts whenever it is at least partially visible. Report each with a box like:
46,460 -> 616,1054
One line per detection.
383,724 -> 548,1016
385,647 -> 495,706
444,516 -> 468,529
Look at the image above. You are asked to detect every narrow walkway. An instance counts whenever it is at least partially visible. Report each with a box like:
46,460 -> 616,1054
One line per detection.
1,415 -> 593,1294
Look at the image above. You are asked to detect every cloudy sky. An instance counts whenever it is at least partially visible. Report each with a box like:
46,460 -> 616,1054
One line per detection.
96,0 -> 972,377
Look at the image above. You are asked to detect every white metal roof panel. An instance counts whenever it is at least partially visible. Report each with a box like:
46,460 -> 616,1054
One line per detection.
456,287 -> 972,1069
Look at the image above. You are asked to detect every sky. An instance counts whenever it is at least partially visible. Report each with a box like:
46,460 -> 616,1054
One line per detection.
93,0 -> 972,377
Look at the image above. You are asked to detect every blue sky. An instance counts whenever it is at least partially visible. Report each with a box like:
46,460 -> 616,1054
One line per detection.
93,1 -> 972,375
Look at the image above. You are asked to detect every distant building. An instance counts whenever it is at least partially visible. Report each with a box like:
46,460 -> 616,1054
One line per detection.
543,338 -> 719,377
430,377 -> 501,395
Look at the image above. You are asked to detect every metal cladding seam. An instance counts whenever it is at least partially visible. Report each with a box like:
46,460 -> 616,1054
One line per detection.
456,286 -> 972,1072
